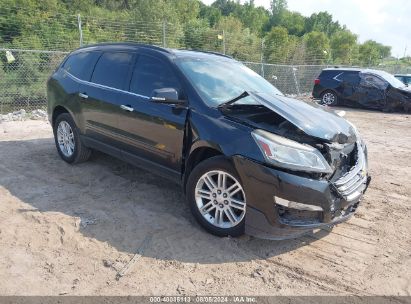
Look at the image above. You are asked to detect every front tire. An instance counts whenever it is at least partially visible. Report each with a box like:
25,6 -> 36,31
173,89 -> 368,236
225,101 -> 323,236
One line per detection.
321,90 -> 338,106
53,113 -> 91,164
186,156 -> 246,237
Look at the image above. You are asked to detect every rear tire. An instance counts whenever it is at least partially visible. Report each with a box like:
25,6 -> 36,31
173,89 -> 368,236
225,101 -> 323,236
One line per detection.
186,156 -> 246,237
321,90 -> 338,106
53,113 -> 91,164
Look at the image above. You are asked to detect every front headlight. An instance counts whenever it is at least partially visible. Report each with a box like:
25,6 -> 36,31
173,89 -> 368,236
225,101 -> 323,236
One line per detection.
252,129 -> 332,174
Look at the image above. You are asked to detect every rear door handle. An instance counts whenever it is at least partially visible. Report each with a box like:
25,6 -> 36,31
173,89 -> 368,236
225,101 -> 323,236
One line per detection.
120,105 -> 134,112
79,92 -> 88,99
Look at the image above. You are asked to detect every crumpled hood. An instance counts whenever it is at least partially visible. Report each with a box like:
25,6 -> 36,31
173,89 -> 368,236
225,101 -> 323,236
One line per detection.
250,92 -> 357,144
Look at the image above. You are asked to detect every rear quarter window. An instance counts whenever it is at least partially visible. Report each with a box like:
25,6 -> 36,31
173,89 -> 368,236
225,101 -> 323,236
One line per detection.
63,51 -> 101,81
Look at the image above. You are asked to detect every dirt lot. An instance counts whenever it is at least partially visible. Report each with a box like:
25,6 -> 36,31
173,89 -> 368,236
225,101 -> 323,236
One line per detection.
0,108 -> 410,296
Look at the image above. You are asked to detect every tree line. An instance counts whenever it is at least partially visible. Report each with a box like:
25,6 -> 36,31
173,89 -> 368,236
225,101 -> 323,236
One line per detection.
0,0 -> 397,65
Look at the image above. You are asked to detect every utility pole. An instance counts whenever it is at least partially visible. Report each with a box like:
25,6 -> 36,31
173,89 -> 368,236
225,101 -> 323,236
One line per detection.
77,14 -> 83,47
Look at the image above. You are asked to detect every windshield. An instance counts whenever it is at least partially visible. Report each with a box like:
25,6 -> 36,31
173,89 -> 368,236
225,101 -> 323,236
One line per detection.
176,57 -> 283,107
364,70 -> 406,88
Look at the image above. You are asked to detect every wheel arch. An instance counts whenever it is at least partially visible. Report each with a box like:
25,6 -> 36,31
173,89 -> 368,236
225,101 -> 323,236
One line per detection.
183,144 -> 224,193
320,88 -> 339,97
52,105 -> 72,127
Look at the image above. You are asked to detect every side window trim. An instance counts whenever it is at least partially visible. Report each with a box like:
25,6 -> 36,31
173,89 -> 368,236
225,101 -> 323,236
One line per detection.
65,71 -> 150,100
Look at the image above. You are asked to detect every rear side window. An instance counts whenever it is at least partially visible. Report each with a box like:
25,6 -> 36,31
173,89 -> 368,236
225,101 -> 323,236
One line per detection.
91,52 -> 134,90
319,70 -> 340,79
342,72 -> 360,84
63,51 -> 101,81
129,55 -> 180,97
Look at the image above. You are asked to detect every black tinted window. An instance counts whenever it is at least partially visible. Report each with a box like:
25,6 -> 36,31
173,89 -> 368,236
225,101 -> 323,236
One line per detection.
342,72 -> 360,84
319,70 -> 341,79
63,51 -> 101,81
130,55 -> 180,97
361,74 -> 387,88
91,52 -> 133,90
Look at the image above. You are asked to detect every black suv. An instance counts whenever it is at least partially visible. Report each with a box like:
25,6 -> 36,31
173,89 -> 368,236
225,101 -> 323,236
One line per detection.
313,68 -> 411,111
47,43 -> 370,240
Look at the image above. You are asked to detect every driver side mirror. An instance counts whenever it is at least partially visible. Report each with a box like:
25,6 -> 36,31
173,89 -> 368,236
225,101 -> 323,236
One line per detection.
150,88 -> 185,104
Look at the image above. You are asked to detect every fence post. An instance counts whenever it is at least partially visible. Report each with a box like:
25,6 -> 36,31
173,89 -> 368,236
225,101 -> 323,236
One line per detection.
77,14 -> 83,47
162,20 -> 167,48
292,66 -> 301,96
222,30 -> 226,54
260,38 -> 265,78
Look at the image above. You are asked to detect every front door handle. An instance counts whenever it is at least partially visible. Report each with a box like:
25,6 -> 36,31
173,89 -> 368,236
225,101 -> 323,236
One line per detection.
79,92 -> 88,99
120,104 -> 134,112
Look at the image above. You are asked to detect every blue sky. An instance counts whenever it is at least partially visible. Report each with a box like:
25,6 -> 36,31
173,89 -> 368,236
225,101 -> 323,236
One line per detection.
200,0 -> 411,58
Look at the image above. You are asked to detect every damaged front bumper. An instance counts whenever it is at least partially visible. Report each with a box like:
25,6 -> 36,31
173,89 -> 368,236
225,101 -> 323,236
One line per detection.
233,152 -> 371,240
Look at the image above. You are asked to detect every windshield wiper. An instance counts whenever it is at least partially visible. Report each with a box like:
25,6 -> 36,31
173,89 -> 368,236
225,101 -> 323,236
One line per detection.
217,91 -> 249,110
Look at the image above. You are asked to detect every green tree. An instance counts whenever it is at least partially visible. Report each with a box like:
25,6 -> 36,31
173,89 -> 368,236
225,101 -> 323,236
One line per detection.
358,40 -> 391,66
232,1 -> 269,35
217,16 -> 261,61
305,12 -> 341,37
330,30 -> 358,64
270,0 -> 287,25
304,31 -> 330,64
278,11 -> 305,36
264,26 -> 290,63
199,3 -> 222,27
211,0 -> 239,16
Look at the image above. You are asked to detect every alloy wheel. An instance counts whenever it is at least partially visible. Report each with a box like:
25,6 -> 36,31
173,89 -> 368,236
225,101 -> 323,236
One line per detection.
195,170 -> 246,229
57,120 -> 75,157
322,92 -> 336,105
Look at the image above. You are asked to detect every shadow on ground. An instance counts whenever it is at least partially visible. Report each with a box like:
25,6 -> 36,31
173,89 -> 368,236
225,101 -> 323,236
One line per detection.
0,137 -> 331,264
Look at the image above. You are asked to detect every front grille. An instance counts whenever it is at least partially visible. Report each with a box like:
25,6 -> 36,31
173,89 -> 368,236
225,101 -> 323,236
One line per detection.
333,143 -> 367,202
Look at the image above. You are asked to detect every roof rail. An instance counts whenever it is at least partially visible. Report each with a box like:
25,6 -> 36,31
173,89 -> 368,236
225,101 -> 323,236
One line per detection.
77,42 -> 172,54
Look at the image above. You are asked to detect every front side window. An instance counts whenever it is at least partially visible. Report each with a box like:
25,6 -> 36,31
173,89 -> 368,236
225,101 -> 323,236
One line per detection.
63,51 -> 101,81
91,52 -> 133,90
362,70 -> 405,88
176,57 -> 283,107
361,74 -> 387,89
129,55 -> 180,97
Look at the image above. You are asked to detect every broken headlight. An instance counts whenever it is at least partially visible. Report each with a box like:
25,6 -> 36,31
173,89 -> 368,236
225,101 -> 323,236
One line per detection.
252,129 -> 332,174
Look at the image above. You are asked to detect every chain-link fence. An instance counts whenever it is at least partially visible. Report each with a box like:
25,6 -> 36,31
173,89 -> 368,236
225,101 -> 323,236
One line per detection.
1,8 -> 410,114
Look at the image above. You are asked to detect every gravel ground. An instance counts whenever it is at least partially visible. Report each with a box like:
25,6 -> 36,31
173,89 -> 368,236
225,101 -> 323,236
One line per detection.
0,108 -> 410,296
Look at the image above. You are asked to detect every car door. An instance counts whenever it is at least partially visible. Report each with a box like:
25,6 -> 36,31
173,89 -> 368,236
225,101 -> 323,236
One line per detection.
59,50 -> 102,128
117,54 -> 188,177
341,72 -> 361,104
79,51 -> 135,148
358,73 -> 387,109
